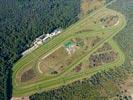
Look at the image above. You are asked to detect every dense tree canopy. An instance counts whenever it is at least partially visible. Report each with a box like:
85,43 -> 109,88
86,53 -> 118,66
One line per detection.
0,0 -> 80,99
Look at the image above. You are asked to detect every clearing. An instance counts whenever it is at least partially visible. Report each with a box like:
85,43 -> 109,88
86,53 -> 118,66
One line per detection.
12,1 -> 126,96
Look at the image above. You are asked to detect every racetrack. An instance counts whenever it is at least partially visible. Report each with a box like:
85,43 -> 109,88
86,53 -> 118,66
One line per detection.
12,1 -> 127,96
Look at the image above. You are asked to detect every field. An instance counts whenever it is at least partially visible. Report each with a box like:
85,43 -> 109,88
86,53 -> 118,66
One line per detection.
12,1 -> 126,96
80,0 -> 106,16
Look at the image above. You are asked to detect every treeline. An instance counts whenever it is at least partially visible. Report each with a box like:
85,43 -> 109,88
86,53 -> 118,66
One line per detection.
0,0 -> 80,99
30,65 -> 132,100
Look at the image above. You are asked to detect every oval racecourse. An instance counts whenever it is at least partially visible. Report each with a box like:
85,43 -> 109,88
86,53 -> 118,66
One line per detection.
12,2 -> 127,96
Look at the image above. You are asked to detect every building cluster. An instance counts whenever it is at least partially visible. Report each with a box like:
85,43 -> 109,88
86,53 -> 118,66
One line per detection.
22,29 -> 62,56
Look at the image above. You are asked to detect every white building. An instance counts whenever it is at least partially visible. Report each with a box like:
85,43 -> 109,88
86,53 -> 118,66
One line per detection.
42,36 -> 49,42
22,28 -> 62,56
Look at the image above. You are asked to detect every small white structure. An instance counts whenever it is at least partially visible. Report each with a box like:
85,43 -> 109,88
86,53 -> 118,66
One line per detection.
51,29 -> 62,36
36,39 -> 43,45
43,36 -> 49,42
22,45 -> 38,56
22,29 -> 62,56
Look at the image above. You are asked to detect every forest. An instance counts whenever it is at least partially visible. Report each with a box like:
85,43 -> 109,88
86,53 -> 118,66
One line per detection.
0,0 -> 133,99
0,0 -> 80,99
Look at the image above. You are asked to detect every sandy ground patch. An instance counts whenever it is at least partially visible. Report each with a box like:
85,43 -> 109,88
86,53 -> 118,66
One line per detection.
121,76 -> 133,99
11,97 -> 29,100
114,20 -> 120,26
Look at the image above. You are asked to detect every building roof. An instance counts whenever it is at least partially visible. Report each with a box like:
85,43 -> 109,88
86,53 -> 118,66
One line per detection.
64,41 -> 74,48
